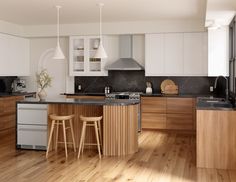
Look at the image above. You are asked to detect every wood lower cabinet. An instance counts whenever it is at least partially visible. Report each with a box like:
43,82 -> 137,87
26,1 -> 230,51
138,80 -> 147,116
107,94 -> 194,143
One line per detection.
141,96 -> 195,130
0,96 -> 24,132
141,97 -> 167,129
141,97 -> 166,113
166,98 -> 194,130
197,110 -> 236,169
167,98 -> 193,114
166,114 -> 193,130
142,113 -> 166,129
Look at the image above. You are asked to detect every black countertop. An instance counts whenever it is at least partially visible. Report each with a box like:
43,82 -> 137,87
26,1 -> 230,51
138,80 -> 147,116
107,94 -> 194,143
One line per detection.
0,92 -> 36,97
196,97 -> 235,111
18,98 -> 139,106
63,92 -> 212,98
141,93 -> 212,98
63,93 -> 105,96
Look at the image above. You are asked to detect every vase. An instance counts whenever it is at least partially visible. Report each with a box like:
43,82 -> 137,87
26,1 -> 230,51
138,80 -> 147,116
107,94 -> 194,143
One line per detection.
38,89 -> 47,100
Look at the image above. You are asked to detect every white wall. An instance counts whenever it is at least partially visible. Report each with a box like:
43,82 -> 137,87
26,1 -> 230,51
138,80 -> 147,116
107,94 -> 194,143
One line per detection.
208,26 -> 229,76
21,37 -> 74,98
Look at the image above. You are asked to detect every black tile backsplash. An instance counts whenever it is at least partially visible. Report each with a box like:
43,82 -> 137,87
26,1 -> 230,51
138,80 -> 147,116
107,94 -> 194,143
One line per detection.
0,76 -> 17,93
75,71 -> 217,95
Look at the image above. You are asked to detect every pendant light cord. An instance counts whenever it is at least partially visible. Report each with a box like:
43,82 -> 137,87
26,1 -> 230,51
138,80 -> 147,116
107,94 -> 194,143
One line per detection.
99,3 -> 103,44
56,6 -> 61,46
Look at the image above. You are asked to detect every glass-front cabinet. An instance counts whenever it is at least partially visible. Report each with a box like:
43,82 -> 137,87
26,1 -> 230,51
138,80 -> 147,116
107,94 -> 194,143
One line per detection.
69,36 -> 107,76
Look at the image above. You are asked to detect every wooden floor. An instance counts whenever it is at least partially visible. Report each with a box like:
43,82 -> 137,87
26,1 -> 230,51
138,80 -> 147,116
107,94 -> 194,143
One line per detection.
0,130 -> 236,182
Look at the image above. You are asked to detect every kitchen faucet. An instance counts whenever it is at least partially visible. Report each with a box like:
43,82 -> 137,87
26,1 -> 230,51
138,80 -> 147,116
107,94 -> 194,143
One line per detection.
214,75 -> 229,100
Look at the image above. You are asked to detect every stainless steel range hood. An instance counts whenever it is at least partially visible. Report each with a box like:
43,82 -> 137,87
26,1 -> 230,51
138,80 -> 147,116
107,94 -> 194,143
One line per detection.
105,35 -> 144,70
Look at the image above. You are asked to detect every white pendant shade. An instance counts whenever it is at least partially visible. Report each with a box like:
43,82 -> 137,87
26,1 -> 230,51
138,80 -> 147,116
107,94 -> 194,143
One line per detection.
53,6 -> 65,60
94,3 -> 107,59
53,44 -> 65,59
94,42 -> 107,58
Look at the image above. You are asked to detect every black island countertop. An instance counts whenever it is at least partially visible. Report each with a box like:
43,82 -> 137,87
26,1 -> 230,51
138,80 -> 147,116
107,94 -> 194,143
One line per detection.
63,92 -> 212,98
18,98 -> 139,106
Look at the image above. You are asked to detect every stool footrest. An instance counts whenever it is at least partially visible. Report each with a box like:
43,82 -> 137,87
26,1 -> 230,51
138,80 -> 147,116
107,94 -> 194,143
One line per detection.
84,143 -> 101,146
57,141 -> 74,145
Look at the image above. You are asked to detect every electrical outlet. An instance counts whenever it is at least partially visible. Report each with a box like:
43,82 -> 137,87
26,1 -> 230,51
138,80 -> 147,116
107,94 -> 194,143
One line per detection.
210,86 -> 214,92
78,84 -> 82,91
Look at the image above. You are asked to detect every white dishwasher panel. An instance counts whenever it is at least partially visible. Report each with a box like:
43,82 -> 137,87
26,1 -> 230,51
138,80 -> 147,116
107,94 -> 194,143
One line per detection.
17,104 -> 48,125
17,124 -> 47,150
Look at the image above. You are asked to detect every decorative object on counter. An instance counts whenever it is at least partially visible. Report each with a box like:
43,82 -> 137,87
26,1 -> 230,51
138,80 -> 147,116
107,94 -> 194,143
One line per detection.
12,78 -> 26,92
53,5 -> 65,60
161,79 -> 179,94
36,69 -> 52,100
146,81 -> 153,94
94,3 -> 107,59
104,86 -> 110,94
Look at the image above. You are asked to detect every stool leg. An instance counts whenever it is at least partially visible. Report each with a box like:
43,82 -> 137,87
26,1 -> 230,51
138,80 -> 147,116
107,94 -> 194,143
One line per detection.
97,120 -> 102,148
81,122 -> 87,154
55,121 -> 59,152
46,120 -> 55,158
78,121 -> 86,158
62,120 -> 68,158
94,121 -> 102,159
69,119 -> 76,152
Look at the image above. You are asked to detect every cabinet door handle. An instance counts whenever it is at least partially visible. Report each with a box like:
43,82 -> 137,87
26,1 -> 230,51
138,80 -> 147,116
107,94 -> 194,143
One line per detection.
18,128 -> 47,132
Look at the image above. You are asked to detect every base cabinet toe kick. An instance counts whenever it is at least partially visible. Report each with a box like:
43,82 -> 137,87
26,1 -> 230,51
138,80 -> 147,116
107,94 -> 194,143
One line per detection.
16,101 -> 139,156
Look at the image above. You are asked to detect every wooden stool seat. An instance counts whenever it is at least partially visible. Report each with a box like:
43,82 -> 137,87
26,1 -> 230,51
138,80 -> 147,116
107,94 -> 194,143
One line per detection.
46,114 -> 76,158
78,115 -> 103,159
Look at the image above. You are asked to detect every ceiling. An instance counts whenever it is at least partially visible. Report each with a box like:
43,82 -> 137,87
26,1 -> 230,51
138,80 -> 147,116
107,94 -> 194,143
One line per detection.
206,0 -> 236,26
0,0 -> 206,25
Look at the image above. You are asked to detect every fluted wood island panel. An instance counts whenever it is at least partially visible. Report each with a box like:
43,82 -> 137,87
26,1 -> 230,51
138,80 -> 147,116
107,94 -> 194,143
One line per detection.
103,105 -> 138,156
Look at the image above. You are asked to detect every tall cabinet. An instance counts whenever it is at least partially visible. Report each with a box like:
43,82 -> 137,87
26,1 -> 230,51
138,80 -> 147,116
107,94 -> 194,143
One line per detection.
70,36 -> 113,76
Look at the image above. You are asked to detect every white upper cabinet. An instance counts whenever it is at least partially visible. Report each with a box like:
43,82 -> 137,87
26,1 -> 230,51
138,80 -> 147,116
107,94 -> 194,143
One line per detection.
183,33 -> 208,76
0,33 -> 30,76
145,32 -> 208,76
208,27 -> 229,77
69,35 -> 119,76
164,33 -> 184,75
145,34 -> 165,76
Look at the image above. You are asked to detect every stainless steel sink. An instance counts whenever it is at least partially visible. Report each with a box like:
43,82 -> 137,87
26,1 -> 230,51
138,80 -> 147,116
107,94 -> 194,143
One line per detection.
197,97 -> 232,108
198,97 -> 225,103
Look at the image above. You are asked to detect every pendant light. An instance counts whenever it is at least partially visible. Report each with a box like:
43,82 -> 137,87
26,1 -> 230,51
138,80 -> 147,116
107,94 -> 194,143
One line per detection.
94,3 -> 107,59
53,5 -> 65,60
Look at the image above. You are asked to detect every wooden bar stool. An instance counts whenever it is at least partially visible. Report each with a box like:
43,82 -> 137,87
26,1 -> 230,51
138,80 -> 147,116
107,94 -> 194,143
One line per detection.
46,114 -> 76,158
78,115 -> 102,159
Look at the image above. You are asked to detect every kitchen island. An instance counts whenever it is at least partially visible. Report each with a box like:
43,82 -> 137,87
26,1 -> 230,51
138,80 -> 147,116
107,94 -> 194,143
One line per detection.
17,98 -> 139,156
196,97 -> 236,170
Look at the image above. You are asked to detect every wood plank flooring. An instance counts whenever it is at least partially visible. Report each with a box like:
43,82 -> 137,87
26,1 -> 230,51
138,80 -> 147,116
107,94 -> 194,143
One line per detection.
0,130 -> 236,182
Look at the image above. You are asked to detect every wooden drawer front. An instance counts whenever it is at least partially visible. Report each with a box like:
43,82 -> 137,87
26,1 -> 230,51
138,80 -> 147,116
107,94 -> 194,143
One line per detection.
142,113 -> 166,129
166,114 -> 193,130
0,114 -> 15,131
3,100 -> 16,113
0,96 -> 24,114
167,98 -> 193,114
0,100 -> 4,114
141,97 -> 166,113
66,95 -> 105,99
